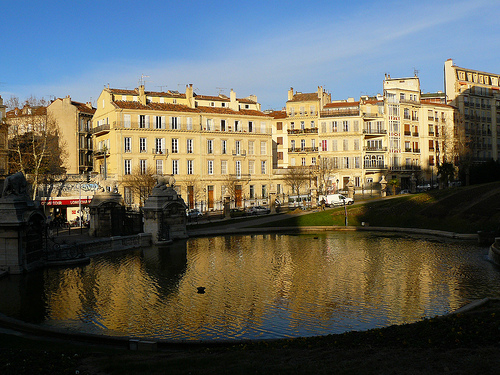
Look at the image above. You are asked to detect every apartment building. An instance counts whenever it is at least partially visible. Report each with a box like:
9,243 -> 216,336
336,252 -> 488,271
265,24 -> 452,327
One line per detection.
0,95 -> 7,177
91,84 -> 274,210
272,75 -> 456,195
47,96 -> 96,174
444,58 -> 500,161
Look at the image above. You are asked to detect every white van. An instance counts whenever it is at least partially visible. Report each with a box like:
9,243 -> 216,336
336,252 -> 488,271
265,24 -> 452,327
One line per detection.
318,194 -> 354,207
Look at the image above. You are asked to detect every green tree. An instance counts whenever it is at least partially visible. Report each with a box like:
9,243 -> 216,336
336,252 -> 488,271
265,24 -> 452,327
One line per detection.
437,162 -> 456,188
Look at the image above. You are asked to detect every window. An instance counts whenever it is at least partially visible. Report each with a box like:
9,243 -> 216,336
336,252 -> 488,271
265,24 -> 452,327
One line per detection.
140,159 -> 147,174
404,108 -> 410,120
124,114 -> 131,128
277,137 -> 283,145
172,160 -> 179,175
260,122 -> 266,133
187,139 -> 193,154
249,185 -> 255,199
260,141 -> 267,155
343,157 -> 350,169
332,121 -> 338,132
221,160 -> 227,175
124,137 -> 131,152
170,117 -> 179,130
262,185 -> 267,198
343,121 -> 349,132
311,139 -> 316,150
261,160 -> 266,174
139,115 -> 149,128
156,116 -> 165,129
235,141 -> 241,155
171,138 -> 178,153
235,161 -> 241,177
187,160 -> 193,175
248,141 -> 254,155
343,139 -> 348,151
354,139 -> 360,151
321,139 -> 328,151
300,139 -> 306,151
277,152 -> 283,160
221,119 -> 226,131
290,140 -> 296,151
155,138 -> 165,154
311,157 -> 316,165
186,117 -> 193,130
301,157 -> 306,166
248,121 -> 253,132
207,139 -> 213,154
208,160 -> 213,175
222,140 -> 227,154
277,122 -> 283,131
156,159 -> 163,175
249,160 -> 255,174
234,120 -> 240,132
400,93 -> 405,101
206,119 -> 213,131
140,138 -> 147,153
301,121 -> 305,130
124,159 -> 131,175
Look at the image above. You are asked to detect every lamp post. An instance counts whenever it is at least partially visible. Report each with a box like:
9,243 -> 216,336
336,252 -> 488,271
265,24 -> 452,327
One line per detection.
343,197 -> 348,226
336,179 -> 339,194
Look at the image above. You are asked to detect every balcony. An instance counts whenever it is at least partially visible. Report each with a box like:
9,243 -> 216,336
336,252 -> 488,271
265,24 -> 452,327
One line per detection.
363,129 -> 387,135
364,163 -> 388,170
152,148 -> 168,155
404,131 -> 412,136
364,146 -> 388,152
232,150 -> 247,156
320,109 -> 359,117
94,149 -> 109,159
412,132 -> 419,137
92,124 -> 111,136
389,165 -> 422,172
288,147 -> 318,153
287,128 -> 318,135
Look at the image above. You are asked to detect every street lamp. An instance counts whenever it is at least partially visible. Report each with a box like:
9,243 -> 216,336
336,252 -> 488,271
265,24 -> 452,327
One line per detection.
336,179 -> 339,194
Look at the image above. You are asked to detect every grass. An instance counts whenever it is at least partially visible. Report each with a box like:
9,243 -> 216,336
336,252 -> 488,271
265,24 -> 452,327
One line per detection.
254,182 -> 500,234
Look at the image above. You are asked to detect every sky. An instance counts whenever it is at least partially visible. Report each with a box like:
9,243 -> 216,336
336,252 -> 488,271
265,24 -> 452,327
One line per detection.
1,0 -> 499,111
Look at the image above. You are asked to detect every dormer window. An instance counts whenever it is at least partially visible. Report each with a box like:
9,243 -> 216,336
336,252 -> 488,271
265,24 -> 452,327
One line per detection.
211,102 -> 215,107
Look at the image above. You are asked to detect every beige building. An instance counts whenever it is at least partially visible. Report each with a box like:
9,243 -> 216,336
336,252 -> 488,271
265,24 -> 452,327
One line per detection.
91,84 -> 275,210
47,96 -> 96,174
271,75 -> 457,196
444,58 -> 500,161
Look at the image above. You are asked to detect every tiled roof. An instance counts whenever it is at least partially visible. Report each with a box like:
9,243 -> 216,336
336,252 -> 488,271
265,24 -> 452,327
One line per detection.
237,98 -> 257,104
420,100 -> 454,108
72,101 -> 96,115
195,95 -> 230,102
6,106 -> 47,118
113,101 -> 199,113
288,93 -> 319,102
324,101 -> 360,108
267,110 -> 287,119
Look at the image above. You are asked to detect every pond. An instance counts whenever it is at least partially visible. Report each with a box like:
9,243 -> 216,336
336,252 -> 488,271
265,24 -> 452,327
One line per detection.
0,232 -> 499,341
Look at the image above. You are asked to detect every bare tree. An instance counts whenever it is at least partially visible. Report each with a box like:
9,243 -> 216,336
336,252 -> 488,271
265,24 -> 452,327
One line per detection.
316,157 -> 337,195
121,165 -> 157,207
282,167 -> 310,196
8,106 -> 67,200
453,113 -> 473,185
180,175 -> 205,209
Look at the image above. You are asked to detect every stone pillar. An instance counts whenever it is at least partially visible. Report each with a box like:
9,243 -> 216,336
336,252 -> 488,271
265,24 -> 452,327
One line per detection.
143,179 -> 187,245
347,180 -> 355,199
223,196 -> 231,218
380,176 -> 388,197
410,173 -> 417,194
0,172 -> 45,274
89,190 -> 124,237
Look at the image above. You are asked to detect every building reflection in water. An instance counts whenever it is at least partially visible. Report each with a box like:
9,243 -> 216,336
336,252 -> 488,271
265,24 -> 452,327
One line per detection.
0,232 -> 498,340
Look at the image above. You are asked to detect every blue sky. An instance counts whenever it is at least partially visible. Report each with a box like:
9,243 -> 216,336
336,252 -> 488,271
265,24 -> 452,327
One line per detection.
1,0 -> 499,110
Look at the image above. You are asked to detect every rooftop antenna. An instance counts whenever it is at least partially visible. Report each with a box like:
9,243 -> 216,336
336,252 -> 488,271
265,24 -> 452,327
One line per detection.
139,74 -> 150,88
156,85 -> 167,92
413,68 -> 419,77
216,87 -> 228,95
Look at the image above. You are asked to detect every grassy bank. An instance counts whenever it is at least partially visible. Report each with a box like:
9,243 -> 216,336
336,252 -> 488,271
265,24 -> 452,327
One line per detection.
260,182 -> 500,234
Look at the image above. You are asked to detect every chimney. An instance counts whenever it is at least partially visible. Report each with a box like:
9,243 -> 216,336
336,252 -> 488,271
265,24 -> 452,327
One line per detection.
229,89 -> 238,111
288,87 -> 294,101
186,84 -> 194,108
138,85 -> 146,105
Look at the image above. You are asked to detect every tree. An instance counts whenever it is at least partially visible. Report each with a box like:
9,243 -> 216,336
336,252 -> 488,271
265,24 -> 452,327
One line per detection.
180,175 -> 205,209
121,165 -> 157,207
316,157 -> 337,195
437,162 -> 456,188
387,178 -> 399,195
7,104 -> 67,200
282,167 -> 310,196
453,113 -> 473,185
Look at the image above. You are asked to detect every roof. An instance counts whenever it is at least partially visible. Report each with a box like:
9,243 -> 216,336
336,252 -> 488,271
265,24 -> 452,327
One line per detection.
288,93 -> 319,102
323,101 -> 360,109
6,105 -> 47,118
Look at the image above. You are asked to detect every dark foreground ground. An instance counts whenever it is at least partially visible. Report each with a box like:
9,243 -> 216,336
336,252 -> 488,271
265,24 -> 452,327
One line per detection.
1,299 -> 500,375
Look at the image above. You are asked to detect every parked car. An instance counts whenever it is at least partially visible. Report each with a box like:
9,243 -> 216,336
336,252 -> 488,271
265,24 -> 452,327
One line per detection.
230,208 -> 246,218
186,209 -> 203,219
247,206 -> 270,215
317,194 -> 354,207
399,189 -> 411,195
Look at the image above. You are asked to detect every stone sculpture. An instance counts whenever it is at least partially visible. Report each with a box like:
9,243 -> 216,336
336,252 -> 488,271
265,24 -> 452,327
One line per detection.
2,171 -> 28,198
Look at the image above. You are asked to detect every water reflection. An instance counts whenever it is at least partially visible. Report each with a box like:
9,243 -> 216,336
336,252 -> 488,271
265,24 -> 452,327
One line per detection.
0,232 -> 499,340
